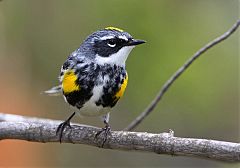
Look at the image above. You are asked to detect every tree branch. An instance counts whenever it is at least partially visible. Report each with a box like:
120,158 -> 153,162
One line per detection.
124,19 -> 240,131
0,113 -> 239,162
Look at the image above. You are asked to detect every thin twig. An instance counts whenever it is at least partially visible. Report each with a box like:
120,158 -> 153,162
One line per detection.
124,19 -> 240,131
0,113 -> 239,162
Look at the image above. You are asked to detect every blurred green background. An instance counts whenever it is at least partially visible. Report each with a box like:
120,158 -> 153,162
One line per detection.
0,0 -> 239,167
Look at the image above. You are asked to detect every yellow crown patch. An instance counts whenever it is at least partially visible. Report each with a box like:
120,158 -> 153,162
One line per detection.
105,27 -> 124,32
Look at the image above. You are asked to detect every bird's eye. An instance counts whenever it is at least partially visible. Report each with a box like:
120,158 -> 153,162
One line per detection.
107,39 -> 116,47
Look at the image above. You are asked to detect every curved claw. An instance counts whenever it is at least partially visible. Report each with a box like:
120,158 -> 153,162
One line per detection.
95,124 -> 111,147
56,112 -> 76,143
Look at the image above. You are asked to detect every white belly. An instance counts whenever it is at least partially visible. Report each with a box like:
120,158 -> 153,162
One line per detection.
78,85 -> 110,117
79,101 -> 110,117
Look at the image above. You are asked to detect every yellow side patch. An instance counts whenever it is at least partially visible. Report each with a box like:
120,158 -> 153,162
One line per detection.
105,26 -> 124,32
62,70 -> 80,94
115,74 -> 128,99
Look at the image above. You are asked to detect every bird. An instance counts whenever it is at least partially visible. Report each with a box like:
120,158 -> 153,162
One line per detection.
44,27 -> 145,143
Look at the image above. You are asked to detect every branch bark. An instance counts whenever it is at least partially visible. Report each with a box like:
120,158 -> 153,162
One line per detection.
124,19 -> 240,131
0,113 -> 239,162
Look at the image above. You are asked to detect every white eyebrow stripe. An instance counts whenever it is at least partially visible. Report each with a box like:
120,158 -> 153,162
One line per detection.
100,36 -> 115,40
118,35 -> 128,41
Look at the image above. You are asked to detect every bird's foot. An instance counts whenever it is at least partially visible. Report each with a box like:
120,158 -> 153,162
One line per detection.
95,123 -> 111,147
56,112 -> 76,143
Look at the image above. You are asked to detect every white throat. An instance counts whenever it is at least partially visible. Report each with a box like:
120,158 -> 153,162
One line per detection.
95,46 -> 135,66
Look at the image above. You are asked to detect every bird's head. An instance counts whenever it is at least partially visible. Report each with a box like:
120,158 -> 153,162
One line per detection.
80,27 -> 145,66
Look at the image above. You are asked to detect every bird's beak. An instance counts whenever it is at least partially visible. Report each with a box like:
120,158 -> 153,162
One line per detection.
127,39 -> 146,46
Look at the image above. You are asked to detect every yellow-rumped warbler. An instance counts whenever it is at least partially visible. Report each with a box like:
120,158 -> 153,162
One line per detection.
45,27 -> 145,142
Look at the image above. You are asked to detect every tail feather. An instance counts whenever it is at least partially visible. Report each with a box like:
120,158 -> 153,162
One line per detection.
42,85 -> 62,96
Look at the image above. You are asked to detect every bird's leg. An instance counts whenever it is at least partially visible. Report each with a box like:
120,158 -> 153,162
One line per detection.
95,113 -> 111,147
56,112 -> 76,143
96,119 -> 111,137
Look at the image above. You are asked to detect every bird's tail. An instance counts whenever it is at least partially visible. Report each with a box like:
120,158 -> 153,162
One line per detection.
42,85 -> 62,96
